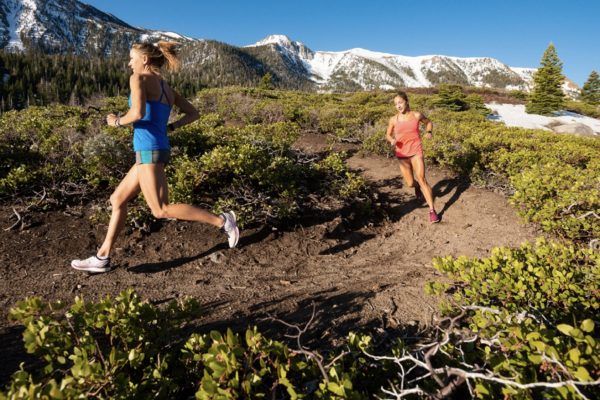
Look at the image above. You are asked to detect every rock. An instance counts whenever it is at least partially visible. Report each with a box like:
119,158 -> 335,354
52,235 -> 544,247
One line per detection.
551,122 -> 596,137
208,252 -> 224,264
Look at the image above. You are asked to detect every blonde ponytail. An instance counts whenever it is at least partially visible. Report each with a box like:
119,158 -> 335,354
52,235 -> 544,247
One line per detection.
156,41 -> 180,72
132,41 -> 180,73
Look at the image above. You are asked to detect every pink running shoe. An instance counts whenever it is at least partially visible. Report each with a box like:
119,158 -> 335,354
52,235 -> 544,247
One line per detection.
429,209 -> 440,223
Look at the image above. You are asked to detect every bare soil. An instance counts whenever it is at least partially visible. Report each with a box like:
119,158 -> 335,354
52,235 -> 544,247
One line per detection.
0,135 -> 540,384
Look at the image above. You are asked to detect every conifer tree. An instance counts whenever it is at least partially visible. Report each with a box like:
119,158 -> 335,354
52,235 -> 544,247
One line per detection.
433,84 -> 468,111
580,70 -> 600,105
526,43 -> 565,115
259,72 -> 274,90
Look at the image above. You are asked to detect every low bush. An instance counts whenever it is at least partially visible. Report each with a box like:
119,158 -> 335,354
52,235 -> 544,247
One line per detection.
0,96 -> 370,227
563,100 -> 600,119
424,109 -> 600,243
429,238 -> 600,399
4,239 -> 599,399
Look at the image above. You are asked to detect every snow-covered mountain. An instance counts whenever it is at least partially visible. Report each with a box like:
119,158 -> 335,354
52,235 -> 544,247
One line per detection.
246,35 -> 541,92
0,0 -> 579,94
0,0 -> 192,54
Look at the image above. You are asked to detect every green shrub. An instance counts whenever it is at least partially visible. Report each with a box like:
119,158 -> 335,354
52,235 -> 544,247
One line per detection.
508,90 -> 528,100
0,94 -> 372,227
1,291 -> 390,399
430,239 -> 600,399
4,243 -> 599,400
432,84 -> 469,111
564,100 -> 600,119
425,109 -> 600,242
3,289 -> 202,399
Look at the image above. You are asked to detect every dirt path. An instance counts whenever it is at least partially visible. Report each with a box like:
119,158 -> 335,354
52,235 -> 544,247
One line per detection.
0,137 -> 540,384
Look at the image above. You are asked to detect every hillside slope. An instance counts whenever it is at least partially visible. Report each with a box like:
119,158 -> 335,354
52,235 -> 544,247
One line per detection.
0,136 -> 540,384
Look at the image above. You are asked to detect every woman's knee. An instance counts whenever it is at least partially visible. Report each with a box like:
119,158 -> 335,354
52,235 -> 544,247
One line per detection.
416,176 -> 428,187
150,205 -> 170,219
109,192 -> 128,210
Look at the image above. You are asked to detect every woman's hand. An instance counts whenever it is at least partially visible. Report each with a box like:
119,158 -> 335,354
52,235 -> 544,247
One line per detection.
423,132 -> 432,140
106,113 -> 119,127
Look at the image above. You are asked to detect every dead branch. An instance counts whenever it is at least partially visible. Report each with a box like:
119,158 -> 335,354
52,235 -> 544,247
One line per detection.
364,305 -> 600,400
433,376 -> 466,400
577,211 -> 600,220
339,137 -> 362,144
563,202 -> 580,214
263,303 -> 331,384
445,368 -> 600,399
24,188 -> 47,211
3,207 -> 23,231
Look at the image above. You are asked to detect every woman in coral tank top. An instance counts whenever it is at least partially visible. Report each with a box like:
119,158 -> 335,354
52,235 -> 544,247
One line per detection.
385,91 -> 440,223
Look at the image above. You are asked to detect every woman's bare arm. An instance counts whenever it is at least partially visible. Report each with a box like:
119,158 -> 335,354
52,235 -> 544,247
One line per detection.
418,112 -> 433,139
385,117 -> 396,145
168,91 -> 200,131
106,74 -> 145,126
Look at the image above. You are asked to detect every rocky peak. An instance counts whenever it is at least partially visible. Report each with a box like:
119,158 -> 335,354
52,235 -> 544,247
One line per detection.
250,34 -> 314,60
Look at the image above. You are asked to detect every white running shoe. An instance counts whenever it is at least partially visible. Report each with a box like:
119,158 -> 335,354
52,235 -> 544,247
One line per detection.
71,255 -> 111,273
221,211 -> 240,248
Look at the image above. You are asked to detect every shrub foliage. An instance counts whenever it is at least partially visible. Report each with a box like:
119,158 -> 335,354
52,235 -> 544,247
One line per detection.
2,88 -> 599,398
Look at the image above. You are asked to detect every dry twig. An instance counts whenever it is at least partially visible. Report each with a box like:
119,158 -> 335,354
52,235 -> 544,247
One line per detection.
4,207 -> 23,231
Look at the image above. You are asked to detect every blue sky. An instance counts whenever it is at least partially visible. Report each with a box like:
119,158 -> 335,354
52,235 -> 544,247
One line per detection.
84,0 -> 599,86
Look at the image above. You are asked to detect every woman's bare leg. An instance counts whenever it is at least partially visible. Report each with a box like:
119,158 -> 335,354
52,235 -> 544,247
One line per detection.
97,165 -> 141,257
397,158 -> 415,188
137,163 -> 223,227
411,156 -> 435,210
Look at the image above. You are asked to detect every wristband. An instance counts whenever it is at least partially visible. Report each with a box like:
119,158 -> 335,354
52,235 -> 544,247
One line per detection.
115,117 -> 120,127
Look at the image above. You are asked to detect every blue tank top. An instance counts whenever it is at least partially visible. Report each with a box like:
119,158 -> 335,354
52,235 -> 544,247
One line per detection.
129,80 -> 172,151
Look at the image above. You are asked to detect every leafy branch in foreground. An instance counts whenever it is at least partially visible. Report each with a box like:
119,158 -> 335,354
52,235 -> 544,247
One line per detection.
4,237 -> 599,399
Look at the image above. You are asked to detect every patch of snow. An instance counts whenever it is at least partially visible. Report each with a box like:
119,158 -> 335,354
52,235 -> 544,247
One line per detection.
250,34 -> 294,48
158,31 -> 195,41
509,67 -> 536,90
307,51 -> 346,82
511,67 -> 536,79
6,0 -> 24,50
21,0 -> 38,26
348,48 -> 396,59
486,103 -> 600,135
140,30 -> 196,42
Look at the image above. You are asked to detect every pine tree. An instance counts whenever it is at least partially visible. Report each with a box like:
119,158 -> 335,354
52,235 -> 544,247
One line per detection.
526,43 -> 565,115
433,84 -> 468,111
259,72 -> 274,90
580,70 -> 600,105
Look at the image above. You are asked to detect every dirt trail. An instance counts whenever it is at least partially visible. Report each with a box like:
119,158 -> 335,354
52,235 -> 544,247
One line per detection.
0,136 -> 540,383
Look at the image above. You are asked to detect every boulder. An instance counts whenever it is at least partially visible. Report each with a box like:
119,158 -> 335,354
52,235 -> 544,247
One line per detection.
551,123 -> 596,137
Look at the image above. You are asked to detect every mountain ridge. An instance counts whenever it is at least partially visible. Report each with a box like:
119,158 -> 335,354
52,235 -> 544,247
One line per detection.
244,34 -> 542,92
0,1 -> 579,94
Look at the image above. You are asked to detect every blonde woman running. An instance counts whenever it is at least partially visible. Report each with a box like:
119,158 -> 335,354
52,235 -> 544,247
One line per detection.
71,41 -> 239,273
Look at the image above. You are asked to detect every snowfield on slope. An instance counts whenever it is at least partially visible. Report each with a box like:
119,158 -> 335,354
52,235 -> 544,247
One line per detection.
486,103 -> 600,135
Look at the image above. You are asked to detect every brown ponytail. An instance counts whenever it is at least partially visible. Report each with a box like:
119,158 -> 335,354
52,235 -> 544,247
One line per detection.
132,40 -> 180,73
